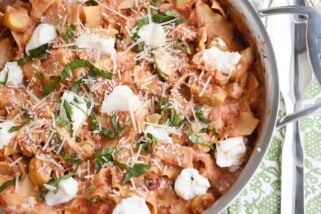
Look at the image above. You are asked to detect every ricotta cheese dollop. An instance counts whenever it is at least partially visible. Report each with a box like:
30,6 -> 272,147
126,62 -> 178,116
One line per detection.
26,23 -> 57,54
45,177 -> 78,206
174,168 -> 210,200
144,125 -> 174,143
75,33 -> 116,59
137,22 -> 166,49
0,62 -> 23,87
0,121 -> 18,149
101,85 -> 141,115
203,46 -> 241,75
59,91 -> 88,134
215,137 -> 246,168
112,195 -> 150,214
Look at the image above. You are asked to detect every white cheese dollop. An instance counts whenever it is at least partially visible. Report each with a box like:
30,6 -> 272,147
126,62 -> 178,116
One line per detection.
112,195 -> 150,214
137,23 -> 166,48
144,125 -> 174,143
174,168 -> 210,200
75,33 -> 116,59
26,23 -> 57,54
203,46 -> 241,75
0,62 -> 23,87
101,85 -> 141,115
0,121 -> 18,149
215,137 -> 246,168
59,91 -> 88,134
45,177 -> 78,206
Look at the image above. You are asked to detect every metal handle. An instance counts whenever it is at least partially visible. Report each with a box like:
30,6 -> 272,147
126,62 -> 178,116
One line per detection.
260,6 -> 321,86
277,102 -> 321,128
259,6 -> 321,128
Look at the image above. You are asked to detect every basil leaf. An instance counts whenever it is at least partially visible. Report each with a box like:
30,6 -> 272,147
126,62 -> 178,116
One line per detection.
94,147 -> 118,171
65,23 -> 76,43
71,78 -> 84,93
9,111 -> 31,133
0,178 -> 15,193
101,127 -> 116,138
18,44 -> 48,65
89,112 -> 100,131
56,116 -> 69,126
114,160 -> 129,170
43,60 -> 112,97
0,69 -> 9,85
40,173 -> 74,198
185,129 -> 213,149
85,184 -> 96,203
136,133 -> 157,153
122,164 -> 151,185
159,98 -> 184,127
89,66 -> 112,79
63,100 -> 73,122
61,149 -> 82,165
196,106 -> 210,123
131,17 -> 149,41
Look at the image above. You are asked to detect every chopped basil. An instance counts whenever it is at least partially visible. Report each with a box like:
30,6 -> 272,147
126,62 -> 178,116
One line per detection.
122,164 -> 151,185
159,98 -> 184,127
35,71 -> 44,80
65,23 -> 76,43
89,112 -> 100,131
9,111 -> 31,133
196,105 -> 210,123
0,68 -> 9,85
18,44 -> 48,65
85,0 -> 98,6
63,100 -> 73,123
40,173 -> 74,199
131,17 -> 149,41
0,178 -> 15,193
43,60 -> 112,97
94,147 -> 127,172
85,184 -> 96,203
71,78 -> 84,93
56,116 -> 69,126
61,149 -> 82,165
90,113 -> 125,139
185,129 -> 213,149
136,133 -> 157,153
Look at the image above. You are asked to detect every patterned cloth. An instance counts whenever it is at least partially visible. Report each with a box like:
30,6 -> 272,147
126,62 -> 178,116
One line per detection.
221,0 -> 321,213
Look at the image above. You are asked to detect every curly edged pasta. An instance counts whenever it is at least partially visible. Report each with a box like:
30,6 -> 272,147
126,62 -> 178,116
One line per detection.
0,0 -> 264,213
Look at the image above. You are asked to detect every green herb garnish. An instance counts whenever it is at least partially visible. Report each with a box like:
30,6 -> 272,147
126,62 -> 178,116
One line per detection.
9,111 -> 31,133
18,44 -> 48,65
65,23 -> 76,43
43,60 -> 112,97
94,147 -> 127,172
122,164 -> 151,185
61,149 -> 82,165
40,173 -> 74,199
71,78 -> 84,93
0,69 -> 9,85
159,98 -> 184,127
0,178 -> 15,193
185,129 -> 213,149
196,105 -> 210,123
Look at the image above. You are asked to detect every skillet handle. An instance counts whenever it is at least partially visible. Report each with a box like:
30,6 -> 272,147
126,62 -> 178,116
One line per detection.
259,6 -> 321,129
260,6 -> 321,86
276,102 -> 321,128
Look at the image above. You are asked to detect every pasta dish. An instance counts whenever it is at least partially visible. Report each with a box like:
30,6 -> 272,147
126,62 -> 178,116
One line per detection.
0,0 -> 264,213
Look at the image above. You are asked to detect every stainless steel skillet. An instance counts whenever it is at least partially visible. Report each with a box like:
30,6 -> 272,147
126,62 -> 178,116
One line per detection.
205,0 -> 321,213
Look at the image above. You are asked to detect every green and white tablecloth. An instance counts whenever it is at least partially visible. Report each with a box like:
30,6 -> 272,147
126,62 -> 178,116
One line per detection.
222,0 -> 321,213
